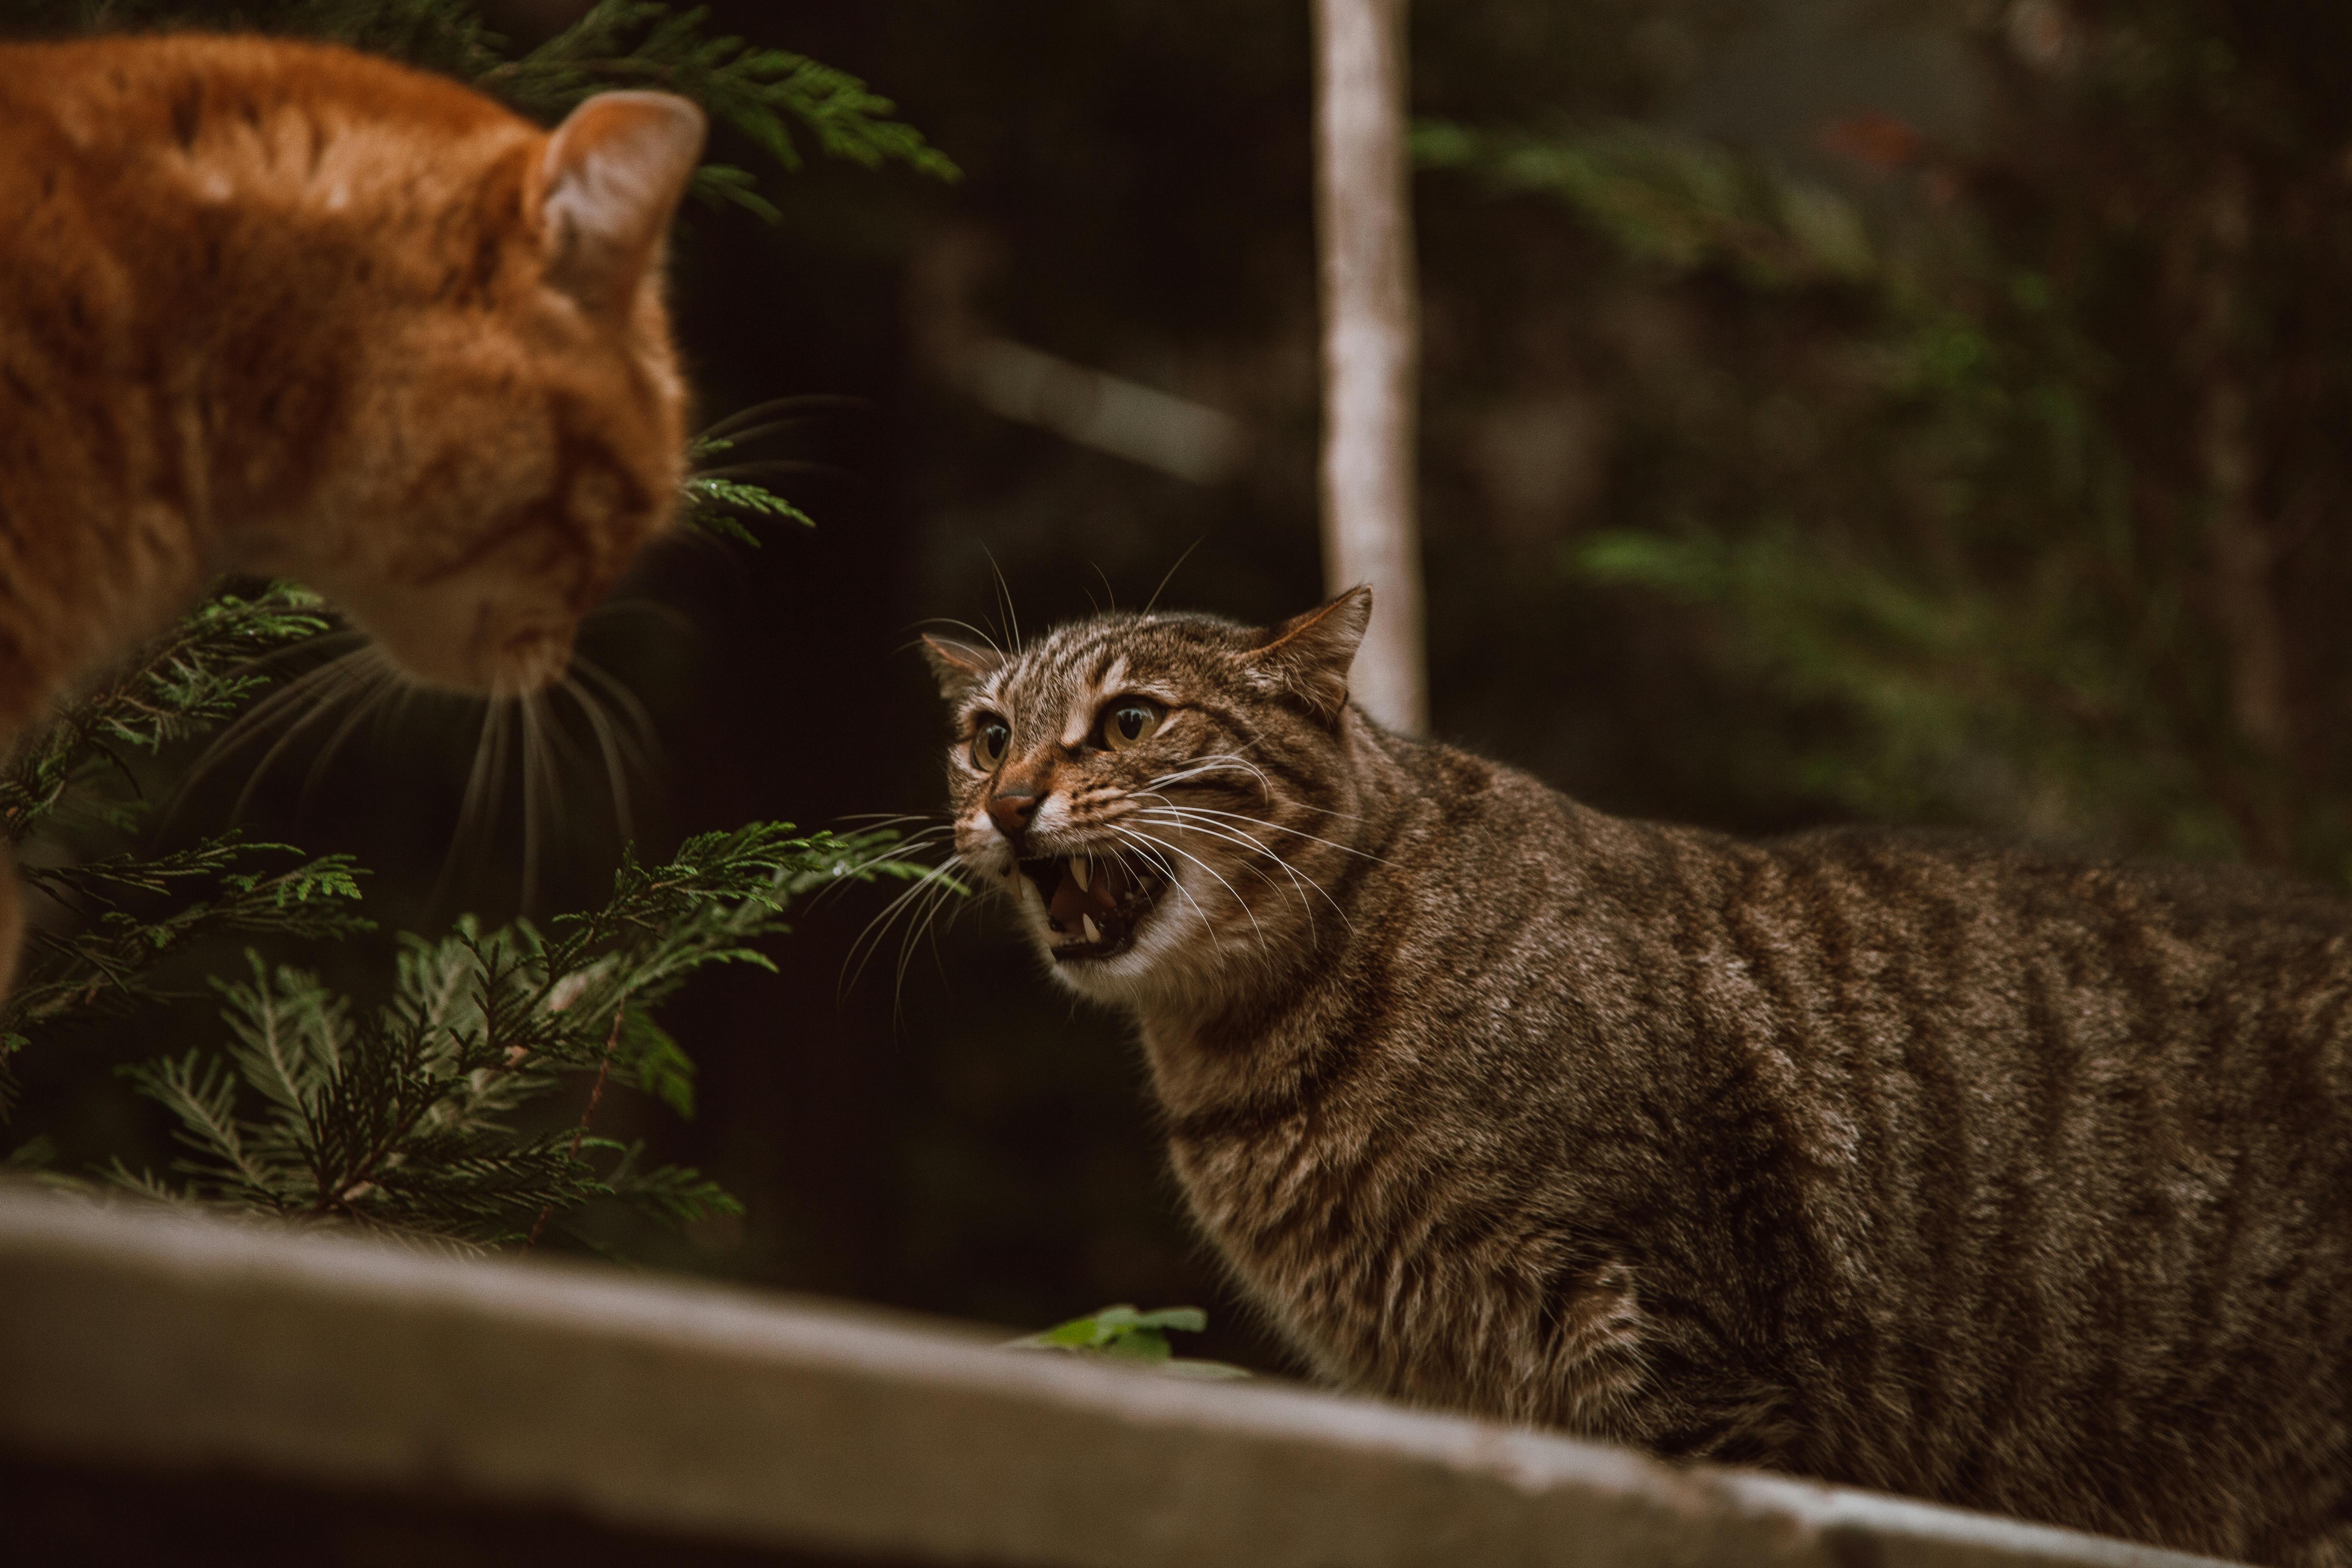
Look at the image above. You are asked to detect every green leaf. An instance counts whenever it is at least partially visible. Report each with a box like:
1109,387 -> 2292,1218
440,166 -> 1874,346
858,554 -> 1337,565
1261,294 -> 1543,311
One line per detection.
1005,1304 -> 1238,1377
1099,1326 -> 1173,1362
1127,1306 -> 1208,1333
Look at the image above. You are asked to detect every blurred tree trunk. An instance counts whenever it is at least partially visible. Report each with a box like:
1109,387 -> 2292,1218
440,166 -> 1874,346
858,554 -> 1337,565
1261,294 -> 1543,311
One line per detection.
1314,0 -> 1426,734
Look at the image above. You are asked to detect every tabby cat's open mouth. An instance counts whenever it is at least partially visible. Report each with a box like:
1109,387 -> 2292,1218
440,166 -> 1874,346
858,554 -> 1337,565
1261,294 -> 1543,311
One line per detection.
1020,852 -> 1166,961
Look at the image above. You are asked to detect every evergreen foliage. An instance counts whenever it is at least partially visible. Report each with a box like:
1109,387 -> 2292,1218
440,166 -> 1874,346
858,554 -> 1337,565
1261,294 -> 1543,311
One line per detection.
111,824 -> 918,1248
683,431 -> 818,545
1421,3 -> 2352,883
478,0 -> 960,221
21,0 -> 957,223
0,586 -> 371,1117
0,559 -> 931,1249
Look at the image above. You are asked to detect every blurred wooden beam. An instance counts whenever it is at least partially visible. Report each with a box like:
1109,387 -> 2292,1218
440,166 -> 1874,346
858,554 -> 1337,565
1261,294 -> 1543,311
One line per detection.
1314,0 -> 1426,735
0,1186 -> 2249,1567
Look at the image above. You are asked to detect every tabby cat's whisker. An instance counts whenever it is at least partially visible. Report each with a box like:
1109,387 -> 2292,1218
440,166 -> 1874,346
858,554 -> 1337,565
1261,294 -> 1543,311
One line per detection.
842,859 -> 967,999
1132,814 -> 1348,936
1101,827 -> 1181,889
891,869 -> 971,1015
983,548 -> 1023,654
1145,753 -> 1275,801
807,824 -> 957,915
1141,537 -> 1203,614
1127,807 -> 1350,929
1130,795 -> 1390,864
835,811 -> 954,831
909,618 -> 1007,663
1103,826 -> 1226,959
1197,737 -> 1376,825
1108,823 -> 1266,950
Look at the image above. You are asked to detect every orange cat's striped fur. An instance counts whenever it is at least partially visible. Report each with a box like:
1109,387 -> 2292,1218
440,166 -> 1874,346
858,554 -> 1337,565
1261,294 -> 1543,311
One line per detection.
0,34 -> 705,991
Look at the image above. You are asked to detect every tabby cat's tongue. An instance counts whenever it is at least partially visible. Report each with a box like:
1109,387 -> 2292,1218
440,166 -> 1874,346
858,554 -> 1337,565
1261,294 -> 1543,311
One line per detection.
1049,857 -> 1121,929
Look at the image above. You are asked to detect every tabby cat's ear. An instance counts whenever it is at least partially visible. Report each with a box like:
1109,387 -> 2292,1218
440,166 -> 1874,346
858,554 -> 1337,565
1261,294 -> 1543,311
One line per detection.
539,91 -> 707,316
921,634 -> 1006,702
1246,585 -> 1372,723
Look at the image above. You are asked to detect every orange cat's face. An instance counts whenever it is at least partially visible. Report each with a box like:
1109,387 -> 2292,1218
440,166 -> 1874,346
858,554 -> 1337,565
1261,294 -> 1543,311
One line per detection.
20,41 -> 715,697
232,81 -> 706,696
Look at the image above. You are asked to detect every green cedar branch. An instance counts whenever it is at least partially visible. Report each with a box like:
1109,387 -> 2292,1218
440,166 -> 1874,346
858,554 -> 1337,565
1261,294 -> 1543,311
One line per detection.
110,824 -> 924,1247
477,0 -> 959,224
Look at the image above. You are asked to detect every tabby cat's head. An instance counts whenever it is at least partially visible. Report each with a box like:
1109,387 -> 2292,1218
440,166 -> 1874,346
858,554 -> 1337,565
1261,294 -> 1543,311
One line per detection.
926,588 -> 1371,1006
174,46 -> 707,695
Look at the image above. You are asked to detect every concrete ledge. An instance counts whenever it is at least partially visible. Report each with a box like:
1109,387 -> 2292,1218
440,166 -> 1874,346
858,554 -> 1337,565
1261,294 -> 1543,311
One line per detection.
0,1184 -> 2236,1567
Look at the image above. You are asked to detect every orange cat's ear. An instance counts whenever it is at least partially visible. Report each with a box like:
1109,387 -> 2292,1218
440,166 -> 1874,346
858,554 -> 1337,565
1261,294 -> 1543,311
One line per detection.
1246,585 -> 1373,723
922,634 -> 1005,701
539,91 -> 707,315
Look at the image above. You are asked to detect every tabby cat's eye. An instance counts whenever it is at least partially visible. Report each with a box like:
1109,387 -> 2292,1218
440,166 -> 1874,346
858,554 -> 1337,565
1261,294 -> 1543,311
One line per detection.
972,717 -> 1011,770
1100,699 -> 1165,751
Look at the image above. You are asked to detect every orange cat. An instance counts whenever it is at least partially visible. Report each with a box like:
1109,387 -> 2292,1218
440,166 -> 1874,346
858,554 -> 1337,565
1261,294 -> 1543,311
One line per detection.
0,34 -> 706,991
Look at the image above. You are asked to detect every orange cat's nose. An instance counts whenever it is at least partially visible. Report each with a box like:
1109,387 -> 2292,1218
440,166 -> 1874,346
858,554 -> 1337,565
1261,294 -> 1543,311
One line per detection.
493,624 -> 573,695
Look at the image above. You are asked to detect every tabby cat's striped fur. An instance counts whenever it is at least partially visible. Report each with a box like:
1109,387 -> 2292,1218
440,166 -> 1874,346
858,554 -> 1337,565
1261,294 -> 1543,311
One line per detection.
928,587 -> 2352,1565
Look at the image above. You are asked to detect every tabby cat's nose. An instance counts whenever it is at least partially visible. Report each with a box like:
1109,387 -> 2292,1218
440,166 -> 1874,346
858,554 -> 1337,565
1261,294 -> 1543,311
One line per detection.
988,787 -> 1040,845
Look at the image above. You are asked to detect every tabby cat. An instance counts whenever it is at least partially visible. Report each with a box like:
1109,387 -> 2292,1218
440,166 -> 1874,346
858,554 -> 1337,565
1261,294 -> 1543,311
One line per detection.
928,586 -> 2352,1566
0,35 -> 705,989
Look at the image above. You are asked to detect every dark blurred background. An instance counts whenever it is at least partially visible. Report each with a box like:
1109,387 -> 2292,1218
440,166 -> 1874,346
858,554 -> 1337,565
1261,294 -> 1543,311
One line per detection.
18,0 -> 2352,1375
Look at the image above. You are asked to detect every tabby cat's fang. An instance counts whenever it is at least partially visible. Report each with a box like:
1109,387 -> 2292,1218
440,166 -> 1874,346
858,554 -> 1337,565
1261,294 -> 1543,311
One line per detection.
1021,854 -> 1163,960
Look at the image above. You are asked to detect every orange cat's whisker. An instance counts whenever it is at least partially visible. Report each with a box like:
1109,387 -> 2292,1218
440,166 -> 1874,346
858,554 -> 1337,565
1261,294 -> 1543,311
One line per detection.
442,699 -> 514,908
583,598 -> 695,639
556,674 -> 638,845
519,692 -> 567,912
690,459 -> 845,484
170,638 -> 367,809
695,394 -> 869,444
214,648 -> 388,826
294,655 -> 407,811
567,655 -> 663,774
